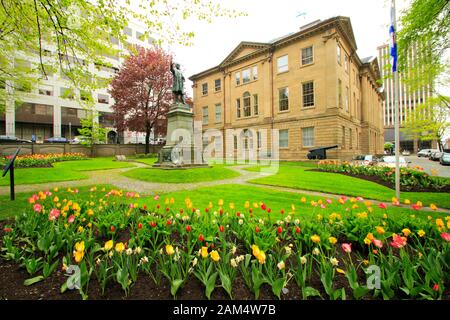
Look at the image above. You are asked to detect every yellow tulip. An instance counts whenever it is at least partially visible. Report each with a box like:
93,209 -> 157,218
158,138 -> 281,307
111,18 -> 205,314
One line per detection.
87,209 -> 94,216
328,237 -> 337,245
165,244 -> 175,255
300,197 -> 306,203
218,199 -> 224,206
430,204 -> 437,211
115,242 -> 125,253
251,245 -> 260,257
376,226 -> 385,235
256,251 -> 266,264
201,246 -> 209,258
417,230 -> 425,237
404,199 -> 411,205
336,268 -> 346,275
402,228 -> 411,237
244,201 -> 250,209
311,234 -> 321,244
74,241 -> 85,252
104,240 -> 113,251
73,250 -> 84,263
210,250 -> 220,262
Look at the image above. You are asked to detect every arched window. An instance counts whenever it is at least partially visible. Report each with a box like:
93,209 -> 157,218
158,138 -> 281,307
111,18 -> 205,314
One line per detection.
243,92 -> 251,117
240,129 -> 253,150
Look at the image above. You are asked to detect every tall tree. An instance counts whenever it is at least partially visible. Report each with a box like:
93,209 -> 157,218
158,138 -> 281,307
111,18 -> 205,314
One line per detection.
110,46 -> 172,154
402,96 -> 449,150
0,0 -> 245,112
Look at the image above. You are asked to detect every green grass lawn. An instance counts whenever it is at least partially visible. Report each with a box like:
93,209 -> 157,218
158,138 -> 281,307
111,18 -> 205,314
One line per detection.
246,165 -> 450,209
0,158 -> 135,186
122,165 -> 240,183
1,183 -> 445,222
131,157 -> 158,166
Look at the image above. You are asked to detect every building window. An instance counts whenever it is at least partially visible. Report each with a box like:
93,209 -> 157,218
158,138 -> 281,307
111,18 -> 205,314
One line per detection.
345,87 -> 349,112
60,87 -> 74,99
301,46 -> 313,65
349,128 -> 353,149
279,87 -> 289,111
215,103 -> 221,122
252,66 -> 258,80
123,27 -> 133,36
234,135 -> 238,150
235,72 -> 240,85
344,54 -> 349,73
236,99 -> 241,118
38,86 -> 53,96
342,126 -> 345,149
243,92 -> 251,117
257,131 -> 261,149
214,79 -> 221,92
202,106 -> 209,124
277,55 -> 288,73
337,45 -> 341,65
302,81 -> 314,107
338,79 -> 342,108
202,83 -> 208,95
302,127 -> 314,147
98,94 -> 109,104
253,94 -> 259,115
279,129 -> 288,148
242,69 -> 251,84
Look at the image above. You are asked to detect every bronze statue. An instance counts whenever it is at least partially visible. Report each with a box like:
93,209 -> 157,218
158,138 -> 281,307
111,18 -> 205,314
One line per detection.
170,59 -> 185,104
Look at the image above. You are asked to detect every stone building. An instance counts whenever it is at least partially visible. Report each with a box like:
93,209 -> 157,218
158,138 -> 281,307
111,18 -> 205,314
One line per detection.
189,16 -> 384,161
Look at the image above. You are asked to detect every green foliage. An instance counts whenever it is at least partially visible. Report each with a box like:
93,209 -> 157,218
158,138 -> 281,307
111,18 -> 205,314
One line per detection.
78,110 -> 107,147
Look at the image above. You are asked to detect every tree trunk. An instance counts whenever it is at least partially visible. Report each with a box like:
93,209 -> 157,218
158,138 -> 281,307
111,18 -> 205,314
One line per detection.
145,124 -> 151,154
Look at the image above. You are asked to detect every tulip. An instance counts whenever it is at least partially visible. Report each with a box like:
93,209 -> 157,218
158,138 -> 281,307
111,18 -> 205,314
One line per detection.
390,234 -> 407,249
150,221 -> 157,228
104,240 -> 113,251
33,204 -> 42,213
295,226 -> 301,234
310,234 -> 321,244
4,227 -> 12,233
138,223 -> 143,230
328,237 -> 337,245
219,225 -> 225,232
210,250 -> 220,262
432,284 -> 439,292
255,226 -> 260,233
378,203 -> 387,210
68,215 -> 75,224
280,209 -> 285,215
341,243 -> 352,253
186,225 -> 191,232
115,242 -> 125,253
430,204 -> 437,211
261,204 -> 266,211
372,239 -> 383,248
440,232 -> 450,242
417,230 -> 425,237
166,220 -> 171,225
277,261 -> 285,270
73,250 -> 84,263
198,234 -> 204,242
277,226 -> 282,234
110,225 -> 115,232
201,246 -> 209,258
402,228 -> 411,237
165,244 -> 175,255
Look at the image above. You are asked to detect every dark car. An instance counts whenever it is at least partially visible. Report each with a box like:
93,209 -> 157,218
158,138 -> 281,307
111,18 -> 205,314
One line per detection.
0,135 -> 32,143
439,153 -> 450,166
44,137 -> 71,143
429,151 -> 443,161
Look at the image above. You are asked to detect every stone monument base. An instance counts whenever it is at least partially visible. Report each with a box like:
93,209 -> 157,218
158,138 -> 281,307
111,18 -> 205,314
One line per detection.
152,102 -> 208,169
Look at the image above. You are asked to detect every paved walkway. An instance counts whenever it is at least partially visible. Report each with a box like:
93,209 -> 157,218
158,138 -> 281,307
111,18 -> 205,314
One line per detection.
1,161 -> 449,214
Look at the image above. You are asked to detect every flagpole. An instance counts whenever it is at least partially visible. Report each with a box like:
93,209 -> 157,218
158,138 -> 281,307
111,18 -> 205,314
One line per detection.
392,0 -> 401,200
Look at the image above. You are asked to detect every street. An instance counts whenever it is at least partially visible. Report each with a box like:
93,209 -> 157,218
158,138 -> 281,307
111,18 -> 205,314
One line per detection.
406,155 -> 450,178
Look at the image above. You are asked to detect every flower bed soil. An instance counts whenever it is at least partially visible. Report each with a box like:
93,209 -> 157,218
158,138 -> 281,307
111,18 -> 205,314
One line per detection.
312,169 -> 450,193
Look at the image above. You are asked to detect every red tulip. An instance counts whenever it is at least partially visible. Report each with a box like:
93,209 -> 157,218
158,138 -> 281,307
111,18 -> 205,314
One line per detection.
205,208 -> 209,213
249,208 -> 253,213
165,207 -> 169,212
198,234 -> 204,242
295,226 -> 301,234
255,226 -> 260,233
440,232 -> 450,242
143,205 -> 147,210
267,208 -> 271,213
280,209 -> 285,215
166,220 -> 171,225
138,223 -> 143,230
277,226 -> 282,234
192,208 -> 196,213
150,221 -> 157,228
186,225 -> 191,232
219,225 -> 225,232
378,203 -> 387,210
261,204 -> 267,211
341,243 -> 352,253
433,284 -> 439,292
110,226 -> 115,232
156,204 -> 160,209
4,227 -> 12,233
180,208 -> 184,214
219,209 -> 223,215
236,212 -> 241,217
210,243 -> 215,249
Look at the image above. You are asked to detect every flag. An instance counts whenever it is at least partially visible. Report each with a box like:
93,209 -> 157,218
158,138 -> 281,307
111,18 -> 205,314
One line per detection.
389,1 -> 398,72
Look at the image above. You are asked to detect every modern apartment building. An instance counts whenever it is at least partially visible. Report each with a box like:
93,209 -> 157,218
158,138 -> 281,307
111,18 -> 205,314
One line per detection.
190,17 -> 384,161
0,21 -> 157,144
378,43 -> 435,152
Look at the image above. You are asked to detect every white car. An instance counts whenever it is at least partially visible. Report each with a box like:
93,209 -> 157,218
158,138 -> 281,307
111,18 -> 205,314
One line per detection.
378,156 -> 409,168
417,149 -> 439,157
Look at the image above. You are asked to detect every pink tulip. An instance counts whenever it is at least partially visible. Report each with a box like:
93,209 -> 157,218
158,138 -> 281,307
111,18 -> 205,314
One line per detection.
372,239 -> 383,248
326,199 -> 332,204
440,233 -> 450,242
356,197 -> 364,201
341,243 -> 352,253
320,204 -> 326,209
390,234 -> 407,249
33,204 -> 42,213
378,203 -> 387,210
433,284 -> 439,292
49,208 -> 60,221
68,215 -> 75,224
411,204 -> 421,210
154,195 -> 160,201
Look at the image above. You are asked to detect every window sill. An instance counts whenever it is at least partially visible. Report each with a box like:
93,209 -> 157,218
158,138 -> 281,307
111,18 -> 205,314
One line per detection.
236,115 -> 259,120
278,109 -> 290,114
300,62 -> 314,68
214,90 -> 222,93
235,79 -> 258,87
277,70 -> 289,75
302,106 -> 315,110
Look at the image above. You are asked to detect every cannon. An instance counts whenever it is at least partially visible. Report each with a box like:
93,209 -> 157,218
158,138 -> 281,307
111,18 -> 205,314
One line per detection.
307,145 -> 338,160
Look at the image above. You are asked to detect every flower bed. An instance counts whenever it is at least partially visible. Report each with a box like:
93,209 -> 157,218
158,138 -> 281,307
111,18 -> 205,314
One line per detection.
1,153 -> 87,168
1,188 -> 449,300
317,161 -> 449,192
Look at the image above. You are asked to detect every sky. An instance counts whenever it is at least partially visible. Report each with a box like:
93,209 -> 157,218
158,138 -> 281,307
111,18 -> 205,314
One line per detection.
165,0 -> 411,96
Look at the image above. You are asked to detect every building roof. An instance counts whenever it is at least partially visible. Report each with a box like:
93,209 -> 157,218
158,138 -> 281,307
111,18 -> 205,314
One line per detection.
361,56 -> 375,64
189,16 -> 360,81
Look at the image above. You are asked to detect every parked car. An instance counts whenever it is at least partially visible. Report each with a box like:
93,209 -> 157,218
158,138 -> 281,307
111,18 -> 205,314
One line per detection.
429,151 -> 444,161
440,153 -> 450,166
71,136 -> 89,144
353,154 -> 380,166
0,135 -> 32,143
378,156 -> 409,168
417,149 -> 439,157
44,137 -> 72,143
402,150 -> 411,156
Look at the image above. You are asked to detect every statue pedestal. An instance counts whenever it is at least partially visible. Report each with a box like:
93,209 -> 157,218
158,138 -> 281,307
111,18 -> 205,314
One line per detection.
153,102 -> 209,169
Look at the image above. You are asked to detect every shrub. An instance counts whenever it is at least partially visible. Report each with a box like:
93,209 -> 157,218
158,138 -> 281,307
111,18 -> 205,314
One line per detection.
1,153 -> 87,168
